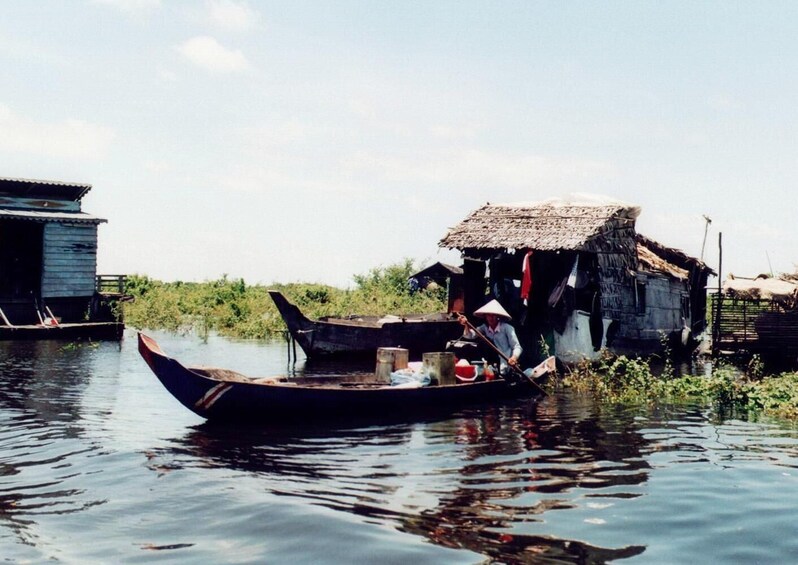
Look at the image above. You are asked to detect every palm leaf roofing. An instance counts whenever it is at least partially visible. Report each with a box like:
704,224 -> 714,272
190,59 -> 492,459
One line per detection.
439,197 -> 641,251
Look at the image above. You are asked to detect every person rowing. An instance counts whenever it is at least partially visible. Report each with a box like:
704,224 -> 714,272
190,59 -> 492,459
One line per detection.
457,299 -> 523,378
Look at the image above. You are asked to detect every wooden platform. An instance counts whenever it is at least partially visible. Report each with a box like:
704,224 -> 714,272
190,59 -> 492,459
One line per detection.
0,321 -> 124,341
712,294 -> 798,362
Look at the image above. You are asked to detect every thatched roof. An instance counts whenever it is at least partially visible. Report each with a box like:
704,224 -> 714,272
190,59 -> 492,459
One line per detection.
636,234 -> 715,278
722,276 -> 798,308
439,198 -> 641,251
637,241 -> 689,279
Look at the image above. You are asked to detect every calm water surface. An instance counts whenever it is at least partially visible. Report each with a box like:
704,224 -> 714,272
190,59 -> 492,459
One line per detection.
2,330 -> 798,563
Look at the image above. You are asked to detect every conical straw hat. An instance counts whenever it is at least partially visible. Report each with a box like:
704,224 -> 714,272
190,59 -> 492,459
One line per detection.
473,299 -> 511,320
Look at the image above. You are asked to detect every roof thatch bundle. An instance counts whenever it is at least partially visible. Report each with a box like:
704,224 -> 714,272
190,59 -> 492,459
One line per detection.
439,198 -> 641,251
636,241 -> 689,279
723,276 -> 798,309
636,234 -> 715,279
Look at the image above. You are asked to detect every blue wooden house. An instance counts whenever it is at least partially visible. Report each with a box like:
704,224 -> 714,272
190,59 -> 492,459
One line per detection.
0,177 -> 123,339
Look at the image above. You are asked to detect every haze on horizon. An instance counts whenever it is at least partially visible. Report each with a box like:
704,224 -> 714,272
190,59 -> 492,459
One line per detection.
2,1 -> 795,287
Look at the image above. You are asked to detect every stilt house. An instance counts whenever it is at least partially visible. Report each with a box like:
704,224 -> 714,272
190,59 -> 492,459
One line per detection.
712,275 -> 798,364
0,177 -> 114,328
439,198 -> 714,364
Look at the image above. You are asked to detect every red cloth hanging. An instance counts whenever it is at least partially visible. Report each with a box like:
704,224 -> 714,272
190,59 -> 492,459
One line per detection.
520,250 -> 533,300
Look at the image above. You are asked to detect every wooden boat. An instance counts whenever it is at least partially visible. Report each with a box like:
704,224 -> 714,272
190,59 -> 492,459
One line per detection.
268,290 -> 463,359
138,332 -> 548,423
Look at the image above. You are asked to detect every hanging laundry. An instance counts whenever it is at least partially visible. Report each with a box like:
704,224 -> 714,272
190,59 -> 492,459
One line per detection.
520,250 -> 533,301
566,255 -> 580,288
548,275 -> 568,308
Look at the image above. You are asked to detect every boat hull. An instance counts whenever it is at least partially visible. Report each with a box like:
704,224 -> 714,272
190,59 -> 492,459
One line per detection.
268,290 -> 463,359
138,333 -> 542,423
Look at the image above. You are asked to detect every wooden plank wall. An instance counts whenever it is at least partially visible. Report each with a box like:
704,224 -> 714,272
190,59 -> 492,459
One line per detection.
41,222 -> 98,298
596,252 -> 634,320
588,221 -> 690,343
589,222 -> 638,323
631,275 -> 687,341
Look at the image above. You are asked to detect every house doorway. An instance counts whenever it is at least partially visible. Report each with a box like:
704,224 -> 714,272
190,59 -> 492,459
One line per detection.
0,219 -> 44,299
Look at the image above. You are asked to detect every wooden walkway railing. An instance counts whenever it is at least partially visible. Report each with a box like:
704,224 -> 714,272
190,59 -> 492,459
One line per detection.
711,294 -> 798,360
96,275 -> 127,295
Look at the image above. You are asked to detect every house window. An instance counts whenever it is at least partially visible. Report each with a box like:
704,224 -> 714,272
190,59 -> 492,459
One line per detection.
635,280 -> 646,315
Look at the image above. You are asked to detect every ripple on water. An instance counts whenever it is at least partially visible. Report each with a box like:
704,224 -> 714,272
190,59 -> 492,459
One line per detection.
5,335 -> 798,563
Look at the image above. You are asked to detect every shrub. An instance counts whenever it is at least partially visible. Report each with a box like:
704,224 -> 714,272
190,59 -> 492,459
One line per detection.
122,259 -> 448,340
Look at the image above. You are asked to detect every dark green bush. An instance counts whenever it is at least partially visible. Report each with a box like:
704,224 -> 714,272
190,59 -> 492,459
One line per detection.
122,259 -> 448,340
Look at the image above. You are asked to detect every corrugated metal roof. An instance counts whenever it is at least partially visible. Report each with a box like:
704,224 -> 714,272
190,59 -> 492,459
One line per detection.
0,208 -> 106,224
0,177 -> 92,201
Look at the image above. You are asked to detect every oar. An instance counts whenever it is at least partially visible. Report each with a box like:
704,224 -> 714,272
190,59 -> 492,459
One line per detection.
461,317 -> 549,396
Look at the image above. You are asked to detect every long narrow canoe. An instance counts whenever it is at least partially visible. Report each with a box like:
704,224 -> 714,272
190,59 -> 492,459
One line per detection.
138,333 -> 546,423
268,290 -> 463,359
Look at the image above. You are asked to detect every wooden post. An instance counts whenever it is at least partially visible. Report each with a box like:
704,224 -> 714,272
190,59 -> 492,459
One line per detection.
0,307 -> 13,328
713,232 -> 722,355
45,306 -> 60,326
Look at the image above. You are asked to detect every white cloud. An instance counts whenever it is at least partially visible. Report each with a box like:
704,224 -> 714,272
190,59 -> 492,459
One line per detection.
348,99 -> 378,120
708,94 -> 742,112
157,66 -> 177,82
92,0 -> 161,16
144,160 -> 172,173
216,166 -> 359,196
228,117 -> 617,202
429,124 -> 478,141
339,149 -> 616,188
177,36 -> 251,73
207,0 -> 259,32
0,104 -> 115,160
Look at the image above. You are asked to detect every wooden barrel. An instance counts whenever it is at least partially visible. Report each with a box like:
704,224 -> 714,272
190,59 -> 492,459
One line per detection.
422,352 -> 455,385
375,347 -> 409,382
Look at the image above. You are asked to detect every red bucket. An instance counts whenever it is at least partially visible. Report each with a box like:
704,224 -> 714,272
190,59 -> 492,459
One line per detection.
454,363 -> 475,379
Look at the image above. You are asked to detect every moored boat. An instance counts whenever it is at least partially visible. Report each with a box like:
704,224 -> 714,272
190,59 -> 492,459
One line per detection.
268,290 -> 463,360
137,332 -> 550,423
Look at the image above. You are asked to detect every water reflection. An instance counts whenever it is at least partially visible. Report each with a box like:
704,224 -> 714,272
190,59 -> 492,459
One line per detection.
0,340 -> 114,549
155,396 -> 649,562
1,341 -> 91,422
5,333 -> 798,562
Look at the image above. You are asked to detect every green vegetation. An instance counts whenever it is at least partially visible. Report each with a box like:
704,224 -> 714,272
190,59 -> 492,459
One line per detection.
123,260 -> 798,422
121,259 -> 447,340
559,352 -> 798,421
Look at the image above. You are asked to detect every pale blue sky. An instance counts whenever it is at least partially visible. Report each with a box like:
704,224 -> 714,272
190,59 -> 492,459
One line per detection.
1,1 -> 795,286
